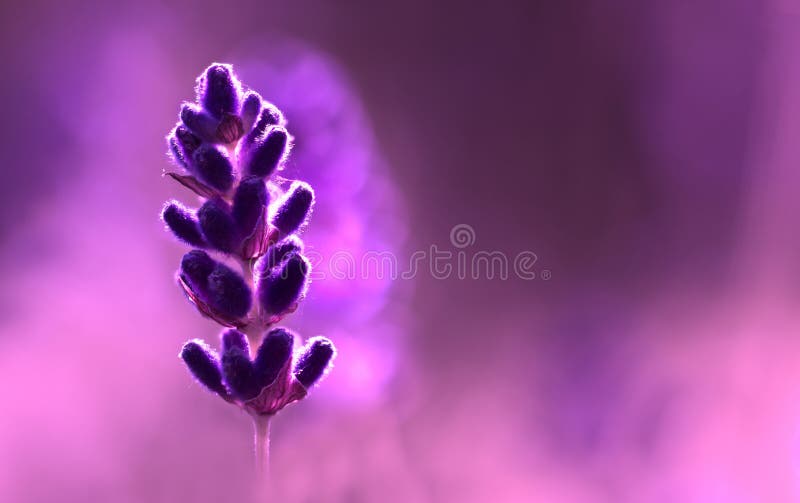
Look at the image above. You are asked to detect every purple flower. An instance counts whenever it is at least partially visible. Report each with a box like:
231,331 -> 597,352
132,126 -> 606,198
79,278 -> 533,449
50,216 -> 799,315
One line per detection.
164,63 -> 337,419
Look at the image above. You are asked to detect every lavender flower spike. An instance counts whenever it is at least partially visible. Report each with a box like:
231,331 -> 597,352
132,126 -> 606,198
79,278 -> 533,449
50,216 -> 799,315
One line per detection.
162,63 -> 338,476
180,339 -> 227,396
271,181 -> 314,236
294,337 -> 336,388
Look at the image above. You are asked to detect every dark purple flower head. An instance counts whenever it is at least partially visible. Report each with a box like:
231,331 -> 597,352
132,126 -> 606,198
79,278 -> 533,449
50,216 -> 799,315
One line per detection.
198,198 -> 239,253
257,252 -> 310,318
197,63 -> 242,120
165,64 -> 335,412
162,201 -> 206,248
271,181 -> 314,236
294,337 -> 336,388
180,339 -> 228,396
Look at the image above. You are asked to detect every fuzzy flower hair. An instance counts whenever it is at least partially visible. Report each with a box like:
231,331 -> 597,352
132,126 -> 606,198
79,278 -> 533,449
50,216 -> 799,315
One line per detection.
162,63 -> 335,417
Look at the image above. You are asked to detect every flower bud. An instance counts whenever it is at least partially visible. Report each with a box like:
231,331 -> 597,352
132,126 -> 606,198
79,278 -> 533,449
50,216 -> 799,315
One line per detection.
168,134 -> 187,168
257,252 -> 310,317
222,352 -> 258,400
180,339 -> 227,396
197,64 -> 241,119
179,252 -> 251,325
180,250 -> 215,288
271,181 -> 314,235
232,177 -> 268,237
162,201 -> 206,247
191,144 -> 234,192
180,104 -> 218,143
245,103 -> 285,144
240,91 -> 262,134
174,124 -> 202,158
294,337 -> 336,388
198,198 -> 239,253
243,126 -> 289,178
207,262 -> 252,320
254,328 -> 294,387
257,236 -> 303,273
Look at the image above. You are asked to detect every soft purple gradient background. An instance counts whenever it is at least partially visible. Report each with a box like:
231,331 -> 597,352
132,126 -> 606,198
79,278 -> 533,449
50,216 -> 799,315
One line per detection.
2,0 -> 800,501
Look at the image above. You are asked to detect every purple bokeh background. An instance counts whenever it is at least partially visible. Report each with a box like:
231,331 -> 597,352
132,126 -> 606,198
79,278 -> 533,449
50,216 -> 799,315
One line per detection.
2,0 -> 800,501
